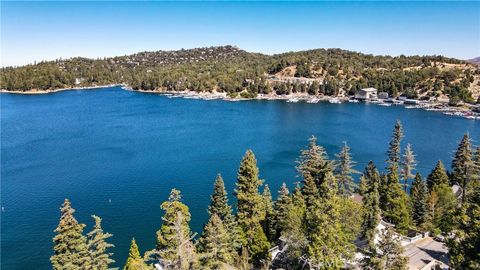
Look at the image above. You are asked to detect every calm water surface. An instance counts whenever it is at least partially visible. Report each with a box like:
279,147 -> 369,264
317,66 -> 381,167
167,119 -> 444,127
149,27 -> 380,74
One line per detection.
1,87 -> 479,269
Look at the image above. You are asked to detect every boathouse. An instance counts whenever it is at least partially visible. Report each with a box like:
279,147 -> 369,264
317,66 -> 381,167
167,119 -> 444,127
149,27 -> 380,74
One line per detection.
355,87 -> 378,100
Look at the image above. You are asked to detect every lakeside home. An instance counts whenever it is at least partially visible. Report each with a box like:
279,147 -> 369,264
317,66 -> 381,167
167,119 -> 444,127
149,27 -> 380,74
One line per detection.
355,88 -> 378,100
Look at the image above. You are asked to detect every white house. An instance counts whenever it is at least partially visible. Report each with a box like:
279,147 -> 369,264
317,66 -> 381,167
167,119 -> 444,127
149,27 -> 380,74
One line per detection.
355,88 -> 378,100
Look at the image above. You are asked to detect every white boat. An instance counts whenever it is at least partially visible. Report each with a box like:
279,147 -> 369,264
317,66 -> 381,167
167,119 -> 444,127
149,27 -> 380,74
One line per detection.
348,99 -> 359,103
404,105 -> 416,109
287,98 -> 299,103
307,98 -> 320,103
329,97 -> 342,104
378,103 -> 392,107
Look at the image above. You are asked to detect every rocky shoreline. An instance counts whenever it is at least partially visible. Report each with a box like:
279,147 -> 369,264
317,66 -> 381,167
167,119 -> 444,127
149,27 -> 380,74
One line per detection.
2,85 -> 479,120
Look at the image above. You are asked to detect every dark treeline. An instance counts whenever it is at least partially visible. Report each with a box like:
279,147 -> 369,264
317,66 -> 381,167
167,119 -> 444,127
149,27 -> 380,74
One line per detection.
2,46 -> 479,104
51,122 -> 479,270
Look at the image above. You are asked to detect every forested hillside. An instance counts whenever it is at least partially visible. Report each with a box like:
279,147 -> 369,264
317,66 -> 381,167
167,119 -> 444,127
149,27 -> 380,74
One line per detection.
2,46 -> 479,104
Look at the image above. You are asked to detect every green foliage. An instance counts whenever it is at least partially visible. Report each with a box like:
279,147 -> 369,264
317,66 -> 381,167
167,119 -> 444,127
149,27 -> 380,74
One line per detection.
204,174 -> 242,252
199,214 -> 235,269
297,136 -> 334,193
447,184 -> 480,269
384,164 -> 411,233
427,183 -> 457,233
451,133 -> 474,201
334,142 -> 359,196
234,150 -> 270,265
155,189 -> 196,269
426,160 -> 449,191
123,239 -> 150,270
262,185 -> 276,243
87,215 -> 116,270
386,120 -> 404,169
410,173 -> 428,227
51,199 -> 90,270
273,183 -> 292,240
360,162 -> 382,244
306,172 -> 354,269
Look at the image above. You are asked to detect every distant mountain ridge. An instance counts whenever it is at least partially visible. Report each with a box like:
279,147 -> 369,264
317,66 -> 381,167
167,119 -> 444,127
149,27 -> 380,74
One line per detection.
467,57 -> 480,65
1,45 -> 479,104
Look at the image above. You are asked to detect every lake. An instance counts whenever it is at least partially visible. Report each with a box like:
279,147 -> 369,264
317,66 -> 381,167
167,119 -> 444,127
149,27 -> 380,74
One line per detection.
1,86 -> 478,269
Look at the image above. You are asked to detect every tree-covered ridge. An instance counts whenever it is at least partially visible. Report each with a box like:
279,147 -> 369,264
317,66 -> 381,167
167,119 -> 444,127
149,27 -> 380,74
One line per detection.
2,45 -> 479,103
50,121 -> 480,269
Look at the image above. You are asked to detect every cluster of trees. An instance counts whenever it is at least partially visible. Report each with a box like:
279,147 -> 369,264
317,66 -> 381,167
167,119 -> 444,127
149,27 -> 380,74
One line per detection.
2,47 -> 478,104
51,122 -> 479,269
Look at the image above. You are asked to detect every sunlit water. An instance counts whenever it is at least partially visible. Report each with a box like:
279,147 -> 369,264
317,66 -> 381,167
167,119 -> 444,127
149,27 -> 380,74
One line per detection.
1,87 -> 478,269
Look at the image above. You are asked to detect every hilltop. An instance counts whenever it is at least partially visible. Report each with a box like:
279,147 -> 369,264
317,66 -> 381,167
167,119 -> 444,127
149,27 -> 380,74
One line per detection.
1,46 -> 479,104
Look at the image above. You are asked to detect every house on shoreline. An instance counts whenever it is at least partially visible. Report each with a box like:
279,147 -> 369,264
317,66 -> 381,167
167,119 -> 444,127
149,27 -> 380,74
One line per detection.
355,88 -> 378,100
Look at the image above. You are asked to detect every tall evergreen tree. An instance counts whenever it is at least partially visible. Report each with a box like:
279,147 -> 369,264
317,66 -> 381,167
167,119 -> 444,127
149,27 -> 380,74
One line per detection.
204,174 -> 242,252
262,185 -> 276,243
386,120 -> 404,169
361,226 -> 407,270
400,143 -> 416,192
297,136 -> 334,190
410,173 -> 428,227
384,164 -> 411,232
234,150 -> 270,265
426,160 -> 449,191
199,214 -> 235,269
306,172 -> 354,269
448,184 -> 480,269
123,239 -> 149,270
361,168 -> 381,245
51,199 -> 90,270
427,183 -> 457,233
451,133 -> 473,201
273,183 -> 292,240
154,189 -> 196,269
358,161 -> 381,196
87,215 -> 115,270
334,141 -> 359,196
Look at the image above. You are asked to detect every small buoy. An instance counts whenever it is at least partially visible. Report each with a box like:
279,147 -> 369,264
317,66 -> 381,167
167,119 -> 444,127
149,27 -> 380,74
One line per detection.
108,199 -> 111,204
1,207 -> 4,212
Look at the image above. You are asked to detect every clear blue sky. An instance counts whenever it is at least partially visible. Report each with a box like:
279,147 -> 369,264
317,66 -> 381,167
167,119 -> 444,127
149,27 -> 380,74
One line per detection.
1,1 -> 479,67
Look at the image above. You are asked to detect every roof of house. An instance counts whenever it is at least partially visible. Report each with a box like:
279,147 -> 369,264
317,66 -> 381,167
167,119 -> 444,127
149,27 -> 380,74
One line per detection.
361,87 -> 378,92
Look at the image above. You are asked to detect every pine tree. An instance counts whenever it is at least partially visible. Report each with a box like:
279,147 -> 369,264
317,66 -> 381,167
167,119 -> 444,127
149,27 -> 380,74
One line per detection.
234,150 -> 270,265
155,189 -> 196,269
384,164 -> 411,232
410,173 -> 428,227
51,199 -> 90,270
334,141 -> 359,196
427,183 -> 457,233
451,133 -> 473,201
359,161 -> 381,196
297,136 -> 334,190
281,184 -> 308,262
448,184 -> 480,269
273,183 -> 292,240
361,226 -> 407,270
306,172 -> 354,269
361,172 -> 381,245
123,239 -> 149,270
262,184 -> 276,243
386,120 -> 404,169
205,174 -> 242,252
400,143 -> 416,192
426,160 -> 449,191
199,214 -> 234,269
87,215 -> 115,270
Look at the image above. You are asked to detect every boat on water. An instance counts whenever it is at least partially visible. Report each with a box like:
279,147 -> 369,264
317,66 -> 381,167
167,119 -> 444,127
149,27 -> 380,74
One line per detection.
329,97 -> 342,104
348,99 -> 359,103
287,98 -> 299,103
378,103 -> 392,107
307,98 -> 320,103
404,105 -> 416,109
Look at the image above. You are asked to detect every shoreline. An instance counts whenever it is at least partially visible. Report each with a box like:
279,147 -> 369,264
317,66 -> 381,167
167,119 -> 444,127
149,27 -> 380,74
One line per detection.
2,85 -> 479,120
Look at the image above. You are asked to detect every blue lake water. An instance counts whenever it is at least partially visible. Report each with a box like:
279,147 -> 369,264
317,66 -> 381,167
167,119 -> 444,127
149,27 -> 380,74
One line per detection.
1,87 -> 478,269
